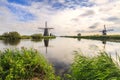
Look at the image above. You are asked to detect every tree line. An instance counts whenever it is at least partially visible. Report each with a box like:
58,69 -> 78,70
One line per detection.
0,31 -> 55,40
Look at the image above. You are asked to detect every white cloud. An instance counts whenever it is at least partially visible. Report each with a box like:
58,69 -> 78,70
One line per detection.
89,0 -> 109,5
58,0 -> 65,3
0,0 -> 120,35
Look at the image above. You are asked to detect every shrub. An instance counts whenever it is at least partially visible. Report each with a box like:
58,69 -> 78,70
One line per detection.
2,32 -> 21,40
66,52 -> 120,80
31,34 -> 42,39
21,35 -> 31,39
0,48 -> 60,80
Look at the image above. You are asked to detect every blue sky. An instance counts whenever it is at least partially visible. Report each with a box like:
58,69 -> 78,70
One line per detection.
0,0 -> 120,35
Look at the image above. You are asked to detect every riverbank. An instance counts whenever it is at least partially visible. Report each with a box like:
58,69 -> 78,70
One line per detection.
62,35 -> 120,42
0,35 -> 56,40
1,48 -> 120,79
65,52 -> 120,80
0,48 -> 60,80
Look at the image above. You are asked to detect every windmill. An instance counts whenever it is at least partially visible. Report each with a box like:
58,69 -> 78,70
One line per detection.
100,25 -> 113,35
38,21 -> 54,36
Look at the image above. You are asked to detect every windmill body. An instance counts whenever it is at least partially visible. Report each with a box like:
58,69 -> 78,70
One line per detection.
102,30 -> 107,35
100,25 -> 113,35
38,22 -> 54,36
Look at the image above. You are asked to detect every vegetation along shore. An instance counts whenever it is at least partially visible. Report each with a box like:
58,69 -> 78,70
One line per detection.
0,48 -> 120,79
0,31 -> 56,40
62,35 -> 120,42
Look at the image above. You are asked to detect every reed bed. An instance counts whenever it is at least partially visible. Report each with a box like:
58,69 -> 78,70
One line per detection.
0,48 -> 60,80
65,52 -> 120,80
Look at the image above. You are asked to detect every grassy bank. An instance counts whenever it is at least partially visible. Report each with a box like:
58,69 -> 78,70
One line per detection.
62,35 -> 120,39
0,35 -> 56,40
81,35 -> 120,40
62,35 -> 120,42
0,32 -> 56,40
65,52 -> 120,80
0,48 -> 60,80
1,48 -> 120,79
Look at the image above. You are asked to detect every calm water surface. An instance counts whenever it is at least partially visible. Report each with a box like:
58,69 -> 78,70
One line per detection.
0,37 -> 120,76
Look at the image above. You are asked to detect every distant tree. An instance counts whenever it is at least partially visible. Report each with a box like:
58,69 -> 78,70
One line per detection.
77,33 -> 81,36
31,34 -> 42,39
2,32 -> 9,37
2,31 -> 21,40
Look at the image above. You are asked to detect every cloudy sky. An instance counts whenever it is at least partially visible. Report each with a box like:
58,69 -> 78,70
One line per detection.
0,0 -> 120,36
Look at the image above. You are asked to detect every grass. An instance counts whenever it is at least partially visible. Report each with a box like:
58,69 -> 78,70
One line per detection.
62,35 -> 120,39
21,35 -> 31,39
0,48 -> 60,80
81,35 -> 120,40
0,31 -> 56,40
65,52 -> 120,80
62,35 -> 120,42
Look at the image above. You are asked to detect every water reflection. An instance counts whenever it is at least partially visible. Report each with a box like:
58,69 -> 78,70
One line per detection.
0,38 -> 120,77
44,39 -> 49,54
102,40 -> 107,49
77,38 -> 81,41
31,38 -> 50,54
3,39 -> 20,46
31,39 -> 42,42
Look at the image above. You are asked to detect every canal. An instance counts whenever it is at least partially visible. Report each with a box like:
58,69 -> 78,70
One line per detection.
0,37 -> 120,76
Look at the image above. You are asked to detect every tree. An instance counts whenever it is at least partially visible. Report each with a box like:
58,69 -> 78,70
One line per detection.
2,31 -> 21,40
31,34 -> 42,39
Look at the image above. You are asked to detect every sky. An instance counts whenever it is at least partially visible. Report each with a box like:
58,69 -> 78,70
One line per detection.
0,0 -> 120,36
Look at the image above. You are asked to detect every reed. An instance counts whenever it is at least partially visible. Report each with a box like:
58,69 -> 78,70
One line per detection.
0,48 -> 60,80
65,52 -> 120,80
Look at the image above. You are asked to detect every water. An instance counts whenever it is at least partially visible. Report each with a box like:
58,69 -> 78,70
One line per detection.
0,37 -> 120,76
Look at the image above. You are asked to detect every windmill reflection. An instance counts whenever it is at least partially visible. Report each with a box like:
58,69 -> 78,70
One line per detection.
102,39 -> 107,49
44,39 -> 49,54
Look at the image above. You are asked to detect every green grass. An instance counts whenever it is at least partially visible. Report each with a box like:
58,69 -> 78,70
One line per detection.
62,35 -> 120,42
0,31 -> 56,40
62,35 -> 120,39
65,52 -> 120,80
0,48 -> 60,80
21,35 -> 31,39
42,36 -> 56,39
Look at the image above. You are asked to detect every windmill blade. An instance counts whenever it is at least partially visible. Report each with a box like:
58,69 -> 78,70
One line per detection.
45,21 -> 47,28
106,29 -> 114,31
36,30 -> 43,32
47,28 -> 54,29
38,27 -> 45,29
104,25 -> 106,30
99,31 -> 103,32
87,29 -> 102,32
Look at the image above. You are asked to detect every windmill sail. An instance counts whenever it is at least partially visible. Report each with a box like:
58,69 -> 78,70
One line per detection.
106,29 -> 114,31
104,25 -> 106,31
101,25 -> 113,35
38,22 -> 54,36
